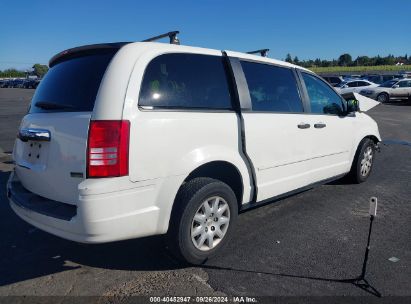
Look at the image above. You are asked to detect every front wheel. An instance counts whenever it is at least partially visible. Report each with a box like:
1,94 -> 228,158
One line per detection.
167,177 -> 238,265
348,138 -> 376,183
377,93 -> 389,103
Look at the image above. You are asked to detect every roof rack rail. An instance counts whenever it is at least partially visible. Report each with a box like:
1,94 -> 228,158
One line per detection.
142,31 -> 180,45
246,49 -> 269,57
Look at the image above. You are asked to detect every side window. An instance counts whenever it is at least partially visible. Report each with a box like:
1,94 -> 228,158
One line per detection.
240,61 -> 304,112
358,81 -> 370,87
347,81 -> 358,87
139,53 -> 232,109
398,80 -> 411,88
301,73 -> 344,115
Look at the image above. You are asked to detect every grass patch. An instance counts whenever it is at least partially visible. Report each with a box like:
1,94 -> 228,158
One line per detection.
309,65 -> 411,74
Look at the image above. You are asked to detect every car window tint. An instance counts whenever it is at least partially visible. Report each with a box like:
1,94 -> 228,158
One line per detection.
347,82 -> 358,87
240,61 -> 303,112
139,53 -> 232,109
399,80 -> 411,88
302,73 -> 344,115
30,51 -> 117,113
358,81 -> 370,86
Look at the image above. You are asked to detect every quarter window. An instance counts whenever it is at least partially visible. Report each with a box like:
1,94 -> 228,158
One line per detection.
139,53 -> 233,109
240,61 -> 304,112
302,73 -> 344,115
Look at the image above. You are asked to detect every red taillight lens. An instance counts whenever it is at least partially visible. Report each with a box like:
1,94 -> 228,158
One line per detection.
87,120 -> 130,178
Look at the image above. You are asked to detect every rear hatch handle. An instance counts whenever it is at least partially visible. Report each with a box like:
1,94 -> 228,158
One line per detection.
18,128 -> 51,142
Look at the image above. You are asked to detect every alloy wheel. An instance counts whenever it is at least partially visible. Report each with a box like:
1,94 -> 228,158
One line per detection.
377,94 -> 388,103
360,146 -> 373,177
190,196 -> 230,251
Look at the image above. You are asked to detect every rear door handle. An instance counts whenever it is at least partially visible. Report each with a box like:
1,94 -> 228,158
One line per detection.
314,123 -> 326,129
18,128 -> 51,142
297,123 -> 311,129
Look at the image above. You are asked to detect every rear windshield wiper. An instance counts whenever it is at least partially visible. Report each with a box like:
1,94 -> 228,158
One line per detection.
34,101 -> 75,110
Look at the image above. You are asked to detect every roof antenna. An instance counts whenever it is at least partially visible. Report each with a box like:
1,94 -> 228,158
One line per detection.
247,49 -> 270,57
142,31 -> 180,45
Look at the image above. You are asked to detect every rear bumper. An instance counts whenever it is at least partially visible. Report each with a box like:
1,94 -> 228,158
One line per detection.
7,171 -> 164,243
8,178 -> 77,221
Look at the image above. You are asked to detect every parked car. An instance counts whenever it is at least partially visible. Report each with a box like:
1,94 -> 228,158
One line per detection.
7,79 -> 25,88
7,38 -> 381,264
3,79 -> 13,88
16,79 -> 26,88
2,79 -> 13,88
343,74 -> 362,80
321,75 -> 344,87
4,79 -> 14,87
335,79 -> 378,95
398,71 -> 411,78
23,79 -> 40,89
362,74 -> 404,84
360,79 -> 411,102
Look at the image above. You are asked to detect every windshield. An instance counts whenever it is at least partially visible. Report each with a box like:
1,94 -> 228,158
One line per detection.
337,81 -> 348,88
30,51 -> 117,113
379,80 -> 398,88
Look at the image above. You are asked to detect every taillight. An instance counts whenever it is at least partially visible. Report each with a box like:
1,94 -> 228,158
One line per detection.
87,120 -> 130,178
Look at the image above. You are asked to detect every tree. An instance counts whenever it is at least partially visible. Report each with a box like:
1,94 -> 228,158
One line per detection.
384,54 -> 396,65
32,64 -> 49,78
375,55 -> 384,65
285,53 -> 293,63
293,56 -> 299,65
321,60 -> 331,67
0,68 -> 25,78
338,53 -> 352,66
355,56 -> 370,66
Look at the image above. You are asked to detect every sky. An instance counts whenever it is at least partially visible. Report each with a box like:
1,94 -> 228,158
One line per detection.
1,0 -> 410,71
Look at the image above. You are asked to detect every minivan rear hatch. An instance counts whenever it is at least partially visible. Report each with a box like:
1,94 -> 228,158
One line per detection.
13,46 -> 120,205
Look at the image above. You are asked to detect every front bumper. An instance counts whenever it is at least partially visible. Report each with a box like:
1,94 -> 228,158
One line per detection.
7,171 -> 162,243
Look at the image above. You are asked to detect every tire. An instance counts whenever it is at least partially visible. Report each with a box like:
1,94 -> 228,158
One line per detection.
167,177 -> 238,265
347,138 -> 376,183
377,93 -> 389,103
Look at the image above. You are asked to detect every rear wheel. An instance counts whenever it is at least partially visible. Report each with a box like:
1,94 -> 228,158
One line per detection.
377,93 -> 389,103
167,177 -> 238,265
348,138 -> 376,183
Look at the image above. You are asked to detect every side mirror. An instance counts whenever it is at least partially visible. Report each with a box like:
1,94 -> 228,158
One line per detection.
392,84 -> 399,89
346,99 -> 359,113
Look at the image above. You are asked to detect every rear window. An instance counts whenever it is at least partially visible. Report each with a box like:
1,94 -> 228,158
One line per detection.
139,53 -> 233,109
29,51 -> 116,113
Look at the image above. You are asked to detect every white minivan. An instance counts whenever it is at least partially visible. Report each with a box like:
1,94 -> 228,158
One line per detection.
7,33 -> 381,264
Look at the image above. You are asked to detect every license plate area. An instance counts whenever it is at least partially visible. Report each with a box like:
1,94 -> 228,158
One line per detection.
25,141 -> 49,162
17,141 -> 50,171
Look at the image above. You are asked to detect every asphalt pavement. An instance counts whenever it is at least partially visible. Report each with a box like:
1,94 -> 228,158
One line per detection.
0,89 -> 410,302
